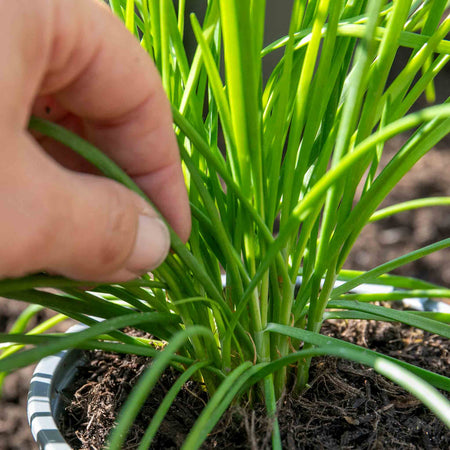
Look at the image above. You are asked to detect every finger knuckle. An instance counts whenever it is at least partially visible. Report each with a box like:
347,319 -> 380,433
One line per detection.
94,184 -> 136,273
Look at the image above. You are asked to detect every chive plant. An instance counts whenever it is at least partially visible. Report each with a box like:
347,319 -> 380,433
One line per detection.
1,0 -> 450,448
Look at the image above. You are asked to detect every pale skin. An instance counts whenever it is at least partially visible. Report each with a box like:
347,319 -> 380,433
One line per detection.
0,0 -> 191,282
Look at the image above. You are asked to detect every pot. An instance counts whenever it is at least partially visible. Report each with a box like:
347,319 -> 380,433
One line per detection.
27,287 -> 449,449
27,325 -> 87,450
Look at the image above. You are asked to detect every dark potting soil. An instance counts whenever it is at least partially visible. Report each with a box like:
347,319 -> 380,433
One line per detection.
59,320 -> 450,450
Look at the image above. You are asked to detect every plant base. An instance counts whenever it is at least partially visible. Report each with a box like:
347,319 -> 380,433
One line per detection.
58,320 -> 449,449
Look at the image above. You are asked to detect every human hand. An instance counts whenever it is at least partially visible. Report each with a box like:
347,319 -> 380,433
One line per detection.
0,0 -> 190,282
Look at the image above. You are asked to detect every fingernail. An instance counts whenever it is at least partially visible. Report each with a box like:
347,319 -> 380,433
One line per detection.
126,215 -> 170,274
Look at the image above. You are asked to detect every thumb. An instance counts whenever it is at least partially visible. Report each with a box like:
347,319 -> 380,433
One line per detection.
0,133 -> 170,282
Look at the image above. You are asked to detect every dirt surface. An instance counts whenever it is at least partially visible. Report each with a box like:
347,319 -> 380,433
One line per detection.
279,320 -> 450,450
60,351 -> 206,449
343,45 -> 450,290
345,141 -> 450,290
59,320 -> 449,450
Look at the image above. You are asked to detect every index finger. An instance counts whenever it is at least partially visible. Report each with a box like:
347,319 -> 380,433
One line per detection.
10,0 -> 191,241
